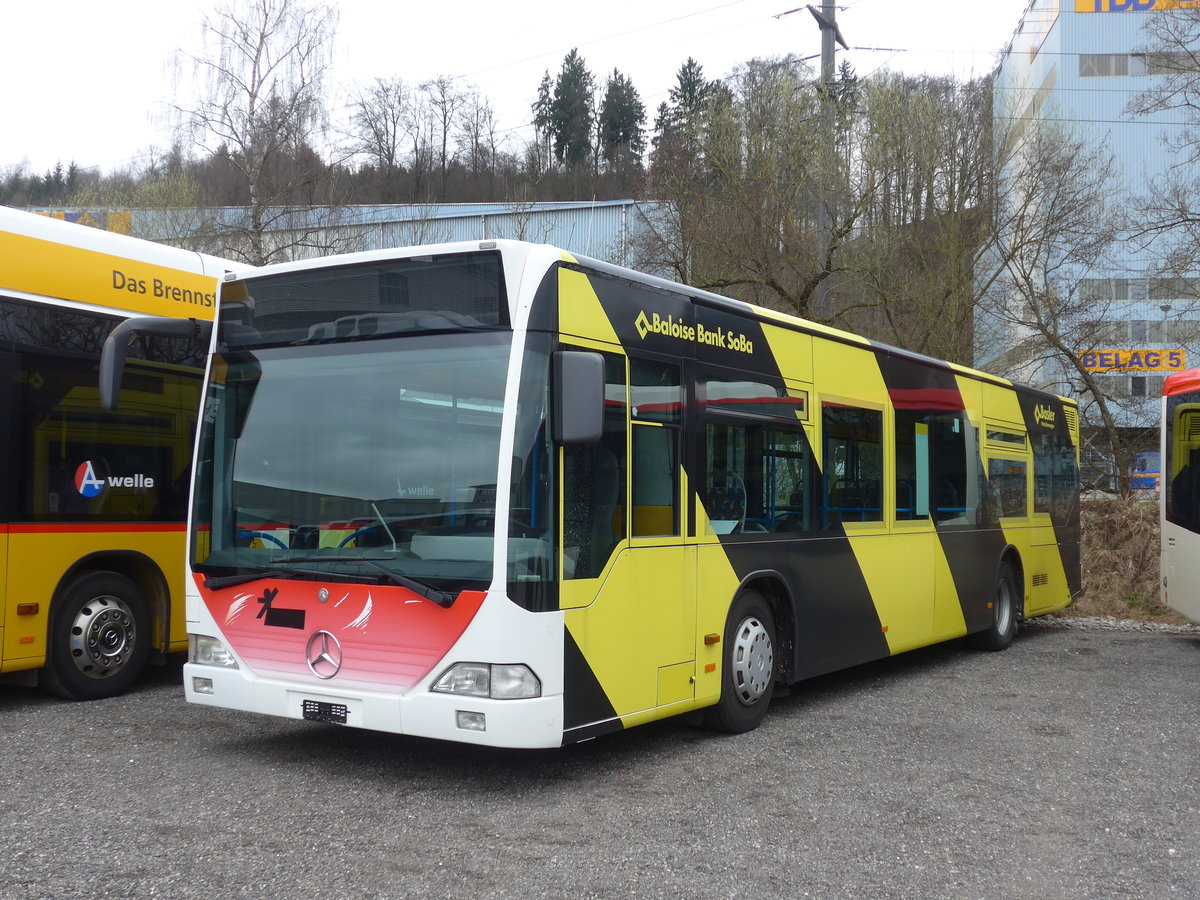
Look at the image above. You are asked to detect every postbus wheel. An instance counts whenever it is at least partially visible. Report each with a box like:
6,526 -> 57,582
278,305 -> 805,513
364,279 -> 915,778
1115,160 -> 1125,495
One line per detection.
41,572 -> 151,701
969,561 -> 1018,652
704,589 -> 776,734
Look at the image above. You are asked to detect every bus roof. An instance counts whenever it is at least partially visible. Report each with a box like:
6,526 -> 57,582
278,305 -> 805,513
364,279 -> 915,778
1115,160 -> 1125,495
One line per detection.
0,205 -> 243,319
233,238 -> 1072,409
1164,368 -> 1200,398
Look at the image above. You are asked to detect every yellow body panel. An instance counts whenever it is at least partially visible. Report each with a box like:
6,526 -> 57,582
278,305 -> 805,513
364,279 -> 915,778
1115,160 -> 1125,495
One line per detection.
978,380 -> 1025,428
849,530 -> 933,653
564,543 -> 696,720
0,531 -> 7,641
693,536 -> 749,704
0,528 -> 187,673
814,339 -> 889,408
762,323 -> 814,384
0,230 -> 217,319
558,266 -> 621,346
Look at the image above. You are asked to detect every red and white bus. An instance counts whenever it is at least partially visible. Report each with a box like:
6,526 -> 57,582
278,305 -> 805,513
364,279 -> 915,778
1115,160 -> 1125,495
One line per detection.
1161,369 -> 1200,624
104,240 -> 1081,746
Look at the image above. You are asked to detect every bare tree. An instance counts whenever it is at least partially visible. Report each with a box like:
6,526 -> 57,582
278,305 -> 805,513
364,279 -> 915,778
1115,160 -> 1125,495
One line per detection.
455,88 -> 502,191
639,56 -> 858,319
977,117 -> 1150,490
349,77 -> 411,184
833,75 -> 994,363
422,76 -> 467,200
175,0 -> 341,264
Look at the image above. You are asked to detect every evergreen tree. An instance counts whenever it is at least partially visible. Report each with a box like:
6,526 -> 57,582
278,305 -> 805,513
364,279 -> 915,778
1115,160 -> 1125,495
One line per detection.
652,57 -> 714,161
531,70 -> 554,172
599,68 -> 646,169
550,48 -> 595,167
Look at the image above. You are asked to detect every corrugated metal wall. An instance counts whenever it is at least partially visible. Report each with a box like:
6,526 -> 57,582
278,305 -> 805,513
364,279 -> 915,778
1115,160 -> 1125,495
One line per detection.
30,201 -> 661,272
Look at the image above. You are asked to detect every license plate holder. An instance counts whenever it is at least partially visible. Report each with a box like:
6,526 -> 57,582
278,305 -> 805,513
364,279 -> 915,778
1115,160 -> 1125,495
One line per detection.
302,699 -> 348,725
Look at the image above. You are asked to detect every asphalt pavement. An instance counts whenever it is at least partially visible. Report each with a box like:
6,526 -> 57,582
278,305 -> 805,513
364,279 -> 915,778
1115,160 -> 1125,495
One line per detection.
1,620 -> 1197,899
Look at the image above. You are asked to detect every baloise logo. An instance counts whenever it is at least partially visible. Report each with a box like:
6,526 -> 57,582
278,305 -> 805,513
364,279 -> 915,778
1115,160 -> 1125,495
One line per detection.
74,460 -> 156,498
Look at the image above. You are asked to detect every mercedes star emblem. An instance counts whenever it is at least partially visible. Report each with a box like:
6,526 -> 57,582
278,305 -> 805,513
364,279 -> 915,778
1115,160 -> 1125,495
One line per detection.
305,630 -> 343,679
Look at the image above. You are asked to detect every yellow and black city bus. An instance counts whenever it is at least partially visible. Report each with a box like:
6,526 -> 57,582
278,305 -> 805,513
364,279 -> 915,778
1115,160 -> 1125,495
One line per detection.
1,206 -> 237,699
105,240 -> 1081,745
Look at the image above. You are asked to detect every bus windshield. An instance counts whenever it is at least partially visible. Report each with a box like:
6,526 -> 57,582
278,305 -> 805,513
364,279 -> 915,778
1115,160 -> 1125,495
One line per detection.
191,332 -> 512,592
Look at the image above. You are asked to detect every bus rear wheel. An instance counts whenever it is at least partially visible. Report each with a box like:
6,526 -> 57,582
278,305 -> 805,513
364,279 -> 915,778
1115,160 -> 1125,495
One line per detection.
704,589 -> 776,734
41,572 -> 150,700
969,561 -> 1018,652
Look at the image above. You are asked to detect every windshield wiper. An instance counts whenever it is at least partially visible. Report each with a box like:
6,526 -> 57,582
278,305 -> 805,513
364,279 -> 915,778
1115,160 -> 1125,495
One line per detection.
288,555 -> 457,607
202,564 -> 328,590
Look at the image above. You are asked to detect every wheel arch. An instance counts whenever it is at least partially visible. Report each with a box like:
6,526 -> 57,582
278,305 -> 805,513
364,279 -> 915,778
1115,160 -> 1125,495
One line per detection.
50,551 -> 172,656
734,569 -> 796,684
998,544 -> 1026,621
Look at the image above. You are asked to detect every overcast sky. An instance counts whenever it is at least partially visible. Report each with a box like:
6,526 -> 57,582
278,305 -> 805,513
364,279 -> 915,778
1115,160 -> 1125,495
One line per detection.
1,0 -> 1033,175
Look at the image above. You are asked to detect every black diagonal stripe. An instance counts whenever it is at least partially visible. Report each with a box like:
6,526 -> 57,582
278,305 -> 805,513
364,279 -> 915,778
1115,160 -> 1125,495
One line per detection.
562,627 -> 621,739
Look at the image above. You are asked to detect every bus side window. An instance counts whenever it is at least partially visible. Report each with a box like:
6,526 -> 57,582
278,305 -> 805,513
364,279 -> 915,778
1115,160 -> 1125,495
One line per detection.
932,414 -> 975,524
562,353 -> 627,579
895,410 -> 931,521
986,457 -> 1027,521
822,405 -> 882,527
704,421 -> 811,534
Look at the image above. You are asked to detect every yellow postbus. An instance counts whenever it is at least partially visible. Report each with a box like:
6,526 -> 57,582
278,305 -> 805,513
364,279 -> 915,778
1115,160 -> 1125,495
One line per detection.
1,206 -> 238,699
105,241 -> 1081,745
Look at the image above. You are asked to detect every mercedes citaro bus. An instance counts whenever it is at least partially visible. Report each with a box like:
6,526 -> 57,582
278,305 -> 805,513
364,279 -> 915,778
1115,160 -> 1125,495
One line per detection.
102,240 -> 1081,745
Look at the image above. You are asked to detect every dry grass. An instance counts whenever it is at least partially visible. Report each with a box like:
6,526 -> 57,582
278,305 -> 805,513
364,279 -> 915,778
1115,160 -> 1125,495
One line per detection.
1073,495 -> 1192,623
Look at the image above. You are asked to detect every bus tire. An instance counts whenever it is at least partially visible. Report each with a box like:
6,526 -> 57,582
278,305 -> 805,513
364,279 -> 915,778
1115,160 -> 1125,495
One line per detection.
41,572 -> 150,700
969,561 -> 1018,652
704,589 -> 776,734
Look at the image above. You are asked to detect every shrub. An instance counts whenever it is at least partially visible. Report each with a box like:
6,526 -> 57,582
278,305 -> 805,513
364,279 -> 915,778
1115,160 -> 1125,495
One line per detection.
1075,495 -> 1184,620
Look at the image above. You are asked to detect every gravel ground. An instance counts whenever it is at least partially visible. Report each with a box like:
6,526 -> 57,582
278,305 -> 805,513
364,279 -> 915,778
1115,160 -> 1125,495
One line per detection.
1031,614 -> 1200,635
1,617 -> 1197,900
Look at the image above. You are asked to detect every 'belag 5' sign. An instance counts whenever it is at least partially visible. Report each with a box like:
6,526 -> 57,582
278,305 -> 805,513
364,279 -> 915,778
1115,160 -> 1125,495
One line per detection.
1078,348 -> 1187,372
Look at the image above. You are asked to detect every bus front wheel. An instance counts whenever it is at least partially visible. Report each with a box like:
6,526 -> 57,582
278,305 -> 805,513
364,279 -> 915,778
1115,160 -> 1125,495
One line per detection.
704,589 -> 776,734
41,572 -> 151,700
969,561 -> 1018,652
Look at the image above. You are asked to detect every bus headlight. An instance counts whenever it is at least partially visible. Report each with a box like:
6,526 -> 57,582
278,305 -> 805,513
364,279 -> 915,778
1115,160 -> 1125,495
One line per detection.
189,634 -> 239,669
432,663 -> 540,699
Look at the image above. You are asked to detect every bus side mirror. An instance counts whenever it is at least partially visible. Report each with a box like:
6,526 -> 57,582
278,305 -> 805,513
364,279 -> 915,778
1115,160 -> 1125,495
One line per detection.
552,350 -> 604,444
100,316 -> 213,411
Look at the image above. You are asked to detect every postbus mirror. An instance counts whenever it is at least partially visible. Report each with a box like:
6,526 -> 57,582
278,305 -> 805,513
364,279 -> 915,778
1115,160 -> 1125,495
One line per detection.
552,350 -> 604,444
100,316 -> 213,411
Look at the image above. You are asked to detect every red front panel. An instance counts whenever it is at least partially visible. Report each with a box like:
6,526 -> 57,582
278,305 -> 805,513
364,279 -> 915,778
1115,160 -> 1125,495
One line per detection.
197,575 -> 486,690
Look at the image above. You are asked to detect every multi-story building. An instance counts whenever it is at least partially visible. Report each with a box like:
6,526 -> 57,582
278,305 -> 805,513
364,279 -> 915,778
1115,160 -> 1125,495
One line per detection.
984,0 -> 1200,450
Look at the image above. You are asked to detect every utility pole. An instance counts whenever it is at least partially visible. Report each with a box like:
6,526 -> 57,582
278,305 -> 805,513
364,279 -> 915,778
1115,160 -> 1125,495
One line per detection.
807,2 -> 848,92
807,3 -> 848,314
777,4 -> 849,313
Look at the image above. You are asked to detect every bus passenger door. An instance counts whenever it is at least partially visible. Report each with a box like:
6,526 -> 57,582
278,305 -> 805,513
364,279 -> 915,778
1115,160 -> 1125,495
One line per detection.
559,354 -> 694,726
626,398 -> 694,709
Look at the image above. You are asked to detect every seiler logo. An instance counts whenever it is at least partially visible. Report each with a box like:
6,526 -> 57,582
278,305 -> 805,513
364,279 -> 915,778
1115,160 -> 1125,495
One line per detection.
74,460 -> 156,498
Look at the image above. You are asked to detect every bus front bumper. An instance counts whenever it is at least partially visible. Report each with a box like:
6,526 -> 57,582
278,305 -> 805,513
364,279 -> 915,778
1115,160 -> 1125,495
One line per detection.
183,663 -> 565,749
